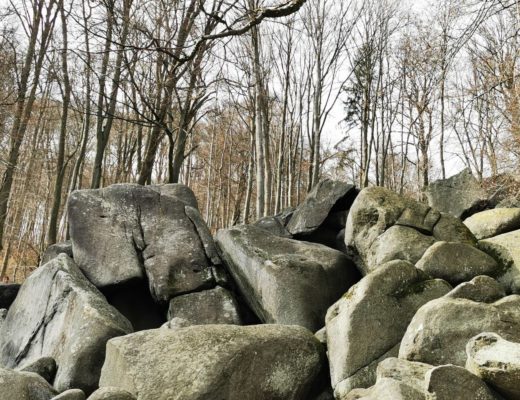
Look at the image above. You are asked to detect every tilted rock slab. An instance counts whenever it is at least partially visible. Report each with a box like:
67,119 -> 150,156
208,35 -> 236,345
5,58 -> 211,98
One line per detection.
399,295 -> 520,367
479,229 -> 520,293
287,179 -> 357,236
216,224 -> 360,331
425,168 -> 488,219
464,208 -> 520,240
325,260 -> 451,393
68,183 -> 223,303
99,324 -> 325,400
344,186 -> 475,275
466,332 -> 520,399
0,254 -> 132,394
0,366 -> 57,400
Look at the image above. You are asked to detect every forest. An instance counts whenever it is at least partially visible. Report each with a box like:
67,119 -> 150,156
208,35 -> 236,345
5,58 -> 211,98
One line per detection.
0,0 -> 518,280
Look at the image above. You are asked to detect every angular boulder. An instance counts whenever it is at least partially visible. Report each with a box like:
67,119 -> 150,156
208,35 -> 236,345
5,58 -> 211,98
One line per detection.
344,186 -> 475,275
342,358 -> 496,400
464,208 -> 520,239
216,224 -> 360,331
0,283 -> 20,309
445,275 -> 505,303
287,179 -> 357,236
415,241 -> 499,285
167,286 -> 242,325
466,332 -> 520,399
41,240 -> 73,265
425,168 -> 488,219
399,295 -> 520,367
479,229 -> 520,293
0,367 -> 57,400
99,324 -> 325,400
68,184 -> 220,303
325,260 -> 451,392
0,254 -> 132,394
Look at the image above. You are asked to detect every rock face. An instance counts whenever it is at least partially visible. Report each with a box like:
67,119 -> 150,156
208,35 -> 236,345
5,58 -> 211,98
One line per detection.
216,224 -> 360,331
0,254 -> 132,394
479,229 -> 520,293
466,332 -> 520,399
426,168 -> 488,219
0,367 -> 57,400
0,283 -> 20,309
325,260 -> 451,392
415,241 -> 499,285
167,286 -> 242,325
464,208 -> 520,239
399,295 -> 520,367
344,186 -> 475,275
287,179 -> 357,236
68,184 -> 221,303
99,324 -> 325,400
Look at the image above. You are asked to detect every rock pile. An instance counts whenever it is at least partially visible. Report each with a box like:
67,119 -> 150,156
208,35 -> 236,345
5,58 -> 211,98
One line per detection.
1,173 -> 520,399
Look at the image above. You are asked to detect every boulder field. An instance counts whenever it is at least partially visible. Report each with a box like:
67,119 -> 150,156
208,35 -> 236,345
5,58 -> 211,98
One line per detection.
1,173 -> 520,399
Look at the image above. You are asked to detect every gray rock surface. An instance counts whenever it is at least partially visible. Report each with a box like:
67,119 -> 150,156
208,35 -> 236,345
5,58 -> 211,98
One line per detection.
325,260 -> 451,392
253,216 -> 292,237
399,295 -> 520,367
344,186 -> 475,275
19,356 -> 57,384
464,208 -> 520,239
68,183 -> 219,302
216,224 -> 360,331
342,358 -> 496,400
445,276 -> 505,303
466,332 -> 520,399
287,179 -> 357,236
51,389 -> 86,400
0,283 -> 20,309
479,229 -> 520,293
415,241 -> 499,284
167,286 -> 242,325
0,254 -> 132,394
426,168 -> 488,219
41,240 -> 73,265
87,388 -> 136,400
0,366 -> 57,399
100,324 -> 325,400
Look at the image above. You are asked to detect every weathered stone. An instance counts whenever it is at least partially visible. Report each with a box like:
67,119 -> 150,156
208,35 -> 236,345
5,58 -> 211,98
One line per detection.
0,367 -> 57,400
342,378 -> 426,400
216,224 -> 360,331
167,286 -> 242,325
315,327 -> 327,346
19,356 -> 57,384
253,216 -> 292,237
0,254 -> 132,394
0,283 -> 20,309
325,260 -> 451,392
426,168 -> 488,219
287,179 -> 357,236
370,226 -> 435,266
87,388 -> 136,400
342,358 -> 496,400
479,229 -> 520,293
68,184 -> 218,303
464,208 -> 520,240
51,389 -> 86,400
100,324 -> 325,400
344,187 -> 474,275
399,295 -> 520,367
466,332 -> 520,399
445,276 -> 505,303
41,240 -> 73,265
415,241 -> 499,284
